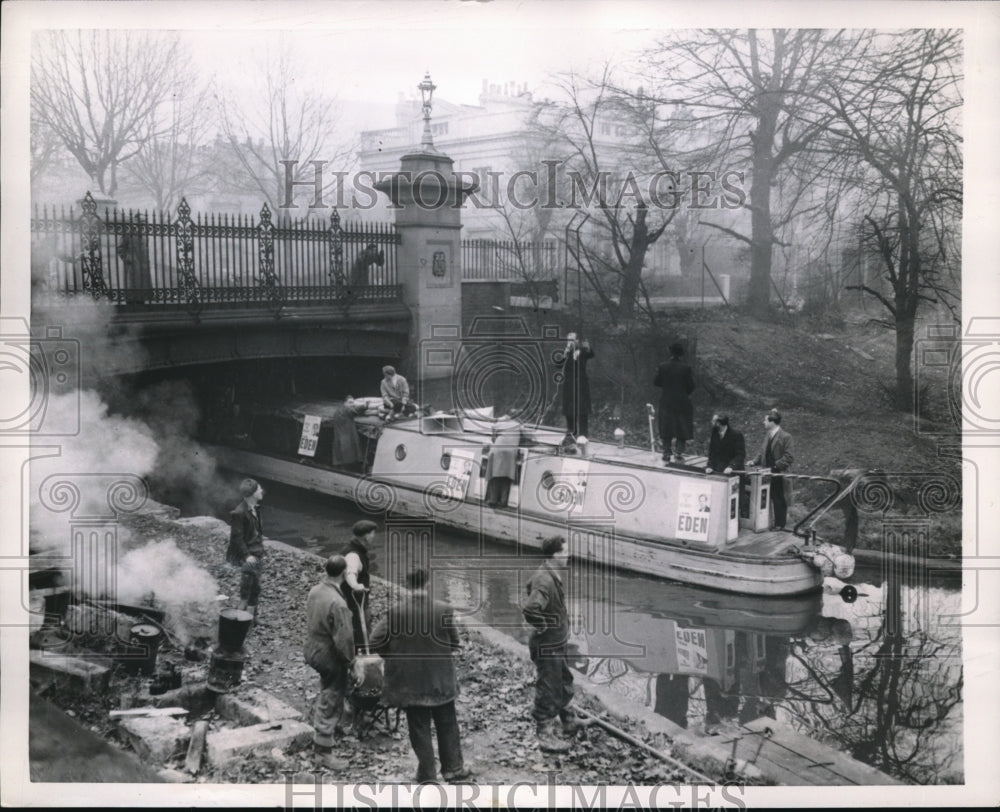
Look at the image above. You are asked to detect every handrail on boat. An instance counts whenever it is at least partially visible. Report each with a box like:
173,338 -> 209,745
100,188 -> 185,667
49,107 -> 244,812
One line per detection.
742,468 -> 869,549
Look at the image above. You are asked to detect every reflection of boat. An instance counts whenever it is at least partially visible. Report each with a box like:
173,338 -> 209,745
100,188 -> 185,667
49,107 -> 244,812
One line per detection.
209,402 -> 857,596
571,576 -> 824,680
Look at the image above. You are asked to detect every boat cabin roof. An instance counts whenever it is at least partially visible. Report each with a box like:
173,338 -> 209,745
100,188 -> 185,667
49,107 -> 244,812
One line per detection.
373,410 -> 715,478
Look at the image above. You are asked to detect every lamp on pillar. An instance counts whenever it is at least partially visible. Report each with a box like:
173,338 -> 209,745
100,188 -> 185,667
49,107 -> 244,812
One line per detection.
418,71 -> 438,152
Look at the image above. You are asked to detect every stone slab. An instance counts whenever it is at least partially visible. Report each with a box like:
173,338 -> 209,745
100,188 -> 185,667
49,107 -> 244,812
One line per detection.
29,650 -> 110,694
215,687 -> 304,726
205,720 -> 314,767
119,715 -> 191,765
136,681 -> 217,716
157,767 -> 196,783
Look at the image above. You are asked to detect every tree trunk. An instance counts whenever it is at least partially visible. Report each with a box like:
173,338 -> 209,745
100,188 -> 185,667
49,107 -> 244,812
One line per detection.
747,106 -> 779,316
617,207 -> 650,322
894,311 -> 916,412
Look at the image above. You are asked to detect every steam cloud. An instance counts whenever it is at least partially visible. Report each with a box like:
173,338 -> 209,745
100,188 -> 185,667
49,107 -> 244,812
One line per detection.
115,538 -> 220,644
29,293 -> 232,628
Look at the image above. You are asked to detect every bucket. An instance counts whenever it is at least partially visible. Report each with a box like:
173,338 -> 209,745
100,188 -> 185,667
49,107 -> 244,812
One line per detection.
120,623 -> 163,675
218,609 -> 253,652
207,649 -> 247,693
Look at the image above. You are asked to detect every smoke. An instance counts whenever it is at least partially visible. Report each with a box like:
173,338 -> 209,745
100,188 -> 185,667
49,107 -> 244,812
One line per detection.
29,389 -> 160,555
29,293 -> 231,628
114,378 -> 234,516
115,538 -> 220,645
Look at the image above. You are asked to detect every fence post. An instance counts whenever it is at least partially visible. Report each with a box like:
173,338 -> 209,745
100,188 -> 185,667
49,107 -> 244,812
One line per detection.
79,192 -> 108,300
174,198 -> 202,317
328,209 -> 345,291
257,203 -> 284,316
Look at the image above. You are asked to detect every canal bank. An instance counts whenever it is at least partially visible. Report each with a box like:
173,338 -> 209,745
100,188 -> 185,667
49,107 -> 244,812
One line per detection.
30,499 -> 907,788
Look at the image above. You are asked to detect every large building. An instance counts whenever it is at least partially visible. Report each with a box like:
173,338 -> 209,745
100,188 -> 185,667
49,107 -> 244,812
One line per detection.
358,79 -> 744,302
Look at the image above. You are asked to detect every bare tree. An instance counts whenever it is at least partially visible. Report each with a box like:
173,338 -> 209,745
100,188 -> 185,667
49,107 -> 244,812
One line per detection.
31,30 -> 183,198
641,30 -> 845,316
30,107 -> 65,190
215,45 -> 353,210
814,30 -> 963,411
123,83 -> 215,211
538,68 -> 676,325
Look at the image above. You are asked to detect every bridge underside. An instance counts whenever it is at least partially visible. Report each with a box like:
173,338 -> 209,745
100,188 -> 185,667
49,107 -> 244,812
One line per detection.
50,302 -> 412,380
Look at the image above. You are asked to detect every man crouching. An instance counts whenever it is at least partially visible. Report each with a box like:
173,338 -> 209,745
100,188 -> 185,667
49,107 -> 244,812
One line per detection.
304,555 -> 355,770
522,535 -> 591,753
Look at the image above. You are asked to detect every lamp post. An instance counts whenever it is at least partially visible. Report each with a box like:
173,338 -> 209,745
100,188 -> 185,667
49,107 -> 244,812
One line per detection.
418,71 -> 437,151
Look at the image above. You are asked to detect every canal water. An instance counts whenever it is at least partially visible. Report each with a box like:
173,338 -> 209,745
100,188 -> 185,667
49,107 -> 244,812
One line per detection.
228,475 -> 964,785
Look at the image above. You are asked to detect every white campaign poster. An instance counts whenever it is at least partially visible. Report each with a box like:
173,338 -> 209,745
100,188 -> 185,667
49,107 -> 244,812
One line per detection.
297,414 -> 322,457
443,447 -> 478,500
676,479 -> 713,542
560,456 -> 590,516
675,626 -> 710,675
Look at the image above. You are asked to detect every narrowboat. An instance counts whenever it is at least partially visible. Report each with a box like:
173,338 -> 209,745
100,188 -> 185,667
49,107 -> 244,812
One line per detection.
208,400 -> 858,597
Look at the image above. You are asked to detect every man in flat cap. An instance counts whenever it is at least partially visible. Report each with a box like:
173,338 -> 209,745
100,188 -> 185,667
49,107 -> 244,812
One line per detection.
304,554 -> 355,770
753,409 -> 794,530
381,365 -> 417,419
341,520 -> 377,651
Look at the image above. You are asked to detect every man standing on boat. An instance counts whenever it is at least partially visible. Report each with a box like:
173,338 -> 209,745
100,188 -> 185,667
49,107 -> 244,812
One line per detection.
705,414 -> 746,475
341,520 -> 376,652
225,478 -> 265,625
304,554 -> 355,770
654,343 -> 695,463
381,365 -> 417,418
522,535 -> 590,753
370,568 -> 472,784
754,409 -> 794,530
557,333 -> 594,440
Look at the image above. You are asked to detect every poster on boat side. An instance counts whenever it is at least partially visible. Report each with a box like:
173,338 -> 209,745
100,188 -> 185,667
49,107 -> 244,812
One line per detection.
443,447 -> 478,500
297,414 -> 322,457
560,456 -> 590,516
676,480 -> 713,542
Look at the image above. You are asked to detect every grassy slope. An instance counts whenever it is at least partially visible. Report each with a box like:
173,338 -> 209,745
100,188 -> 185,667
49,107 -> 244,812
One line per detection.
582,306 -> 962,556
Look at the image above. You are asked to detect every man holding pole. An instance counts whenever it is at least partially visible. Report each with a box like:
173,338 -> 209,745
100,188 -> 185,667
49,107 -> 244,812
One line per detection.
341,520 -> 376,653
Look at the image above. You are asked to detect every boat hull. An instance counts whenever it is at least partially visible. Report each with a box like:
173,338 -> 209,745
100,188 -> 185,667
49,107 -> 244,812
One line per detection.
208,444 -> 823,597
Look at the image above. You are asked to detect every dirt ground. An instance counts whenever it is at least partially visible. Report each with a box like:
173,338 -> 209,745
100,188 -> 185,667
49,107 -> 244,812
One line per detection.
38,507 -> 729,787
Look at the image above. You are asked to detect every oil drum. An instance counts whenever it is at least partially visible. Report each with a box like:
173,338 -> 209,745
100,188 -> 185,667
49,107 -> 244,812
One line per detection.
217,609 -> 253,652
120,623 -> 163,676
207,649 -> 247,693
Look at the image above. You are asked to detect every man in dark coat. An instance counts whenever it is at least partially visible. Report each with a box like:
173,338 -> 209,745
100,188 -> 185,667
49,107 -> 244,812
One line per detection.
522,535 -> 590,753
225,478 -> 265,623
341,520 -> 377,651
557,332 -> 594,439
653,343 -> 695,462
370,569 -> 472,784
753,408 -> 794,530
705,414 -> 746,475
303,555 -> 355,770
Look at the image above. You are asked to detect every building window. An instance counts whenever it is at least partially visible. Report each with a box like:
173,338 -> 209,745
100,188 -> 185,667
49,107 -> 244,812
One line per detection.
600,123 -> 613,136
473,166 -> 494,204
432,121 -> 450,136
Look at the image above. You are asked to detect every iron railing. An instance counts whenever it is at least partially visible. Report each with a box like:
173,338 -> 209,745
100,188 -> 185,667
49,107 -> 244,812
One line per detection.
461,238 -> 559,282
31,192 -> 401,317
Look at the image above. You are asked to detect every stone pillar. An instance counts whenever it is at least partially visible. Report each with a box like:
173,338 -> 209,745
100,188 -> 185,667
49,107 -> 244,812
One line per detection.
375,150 -> 477,409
